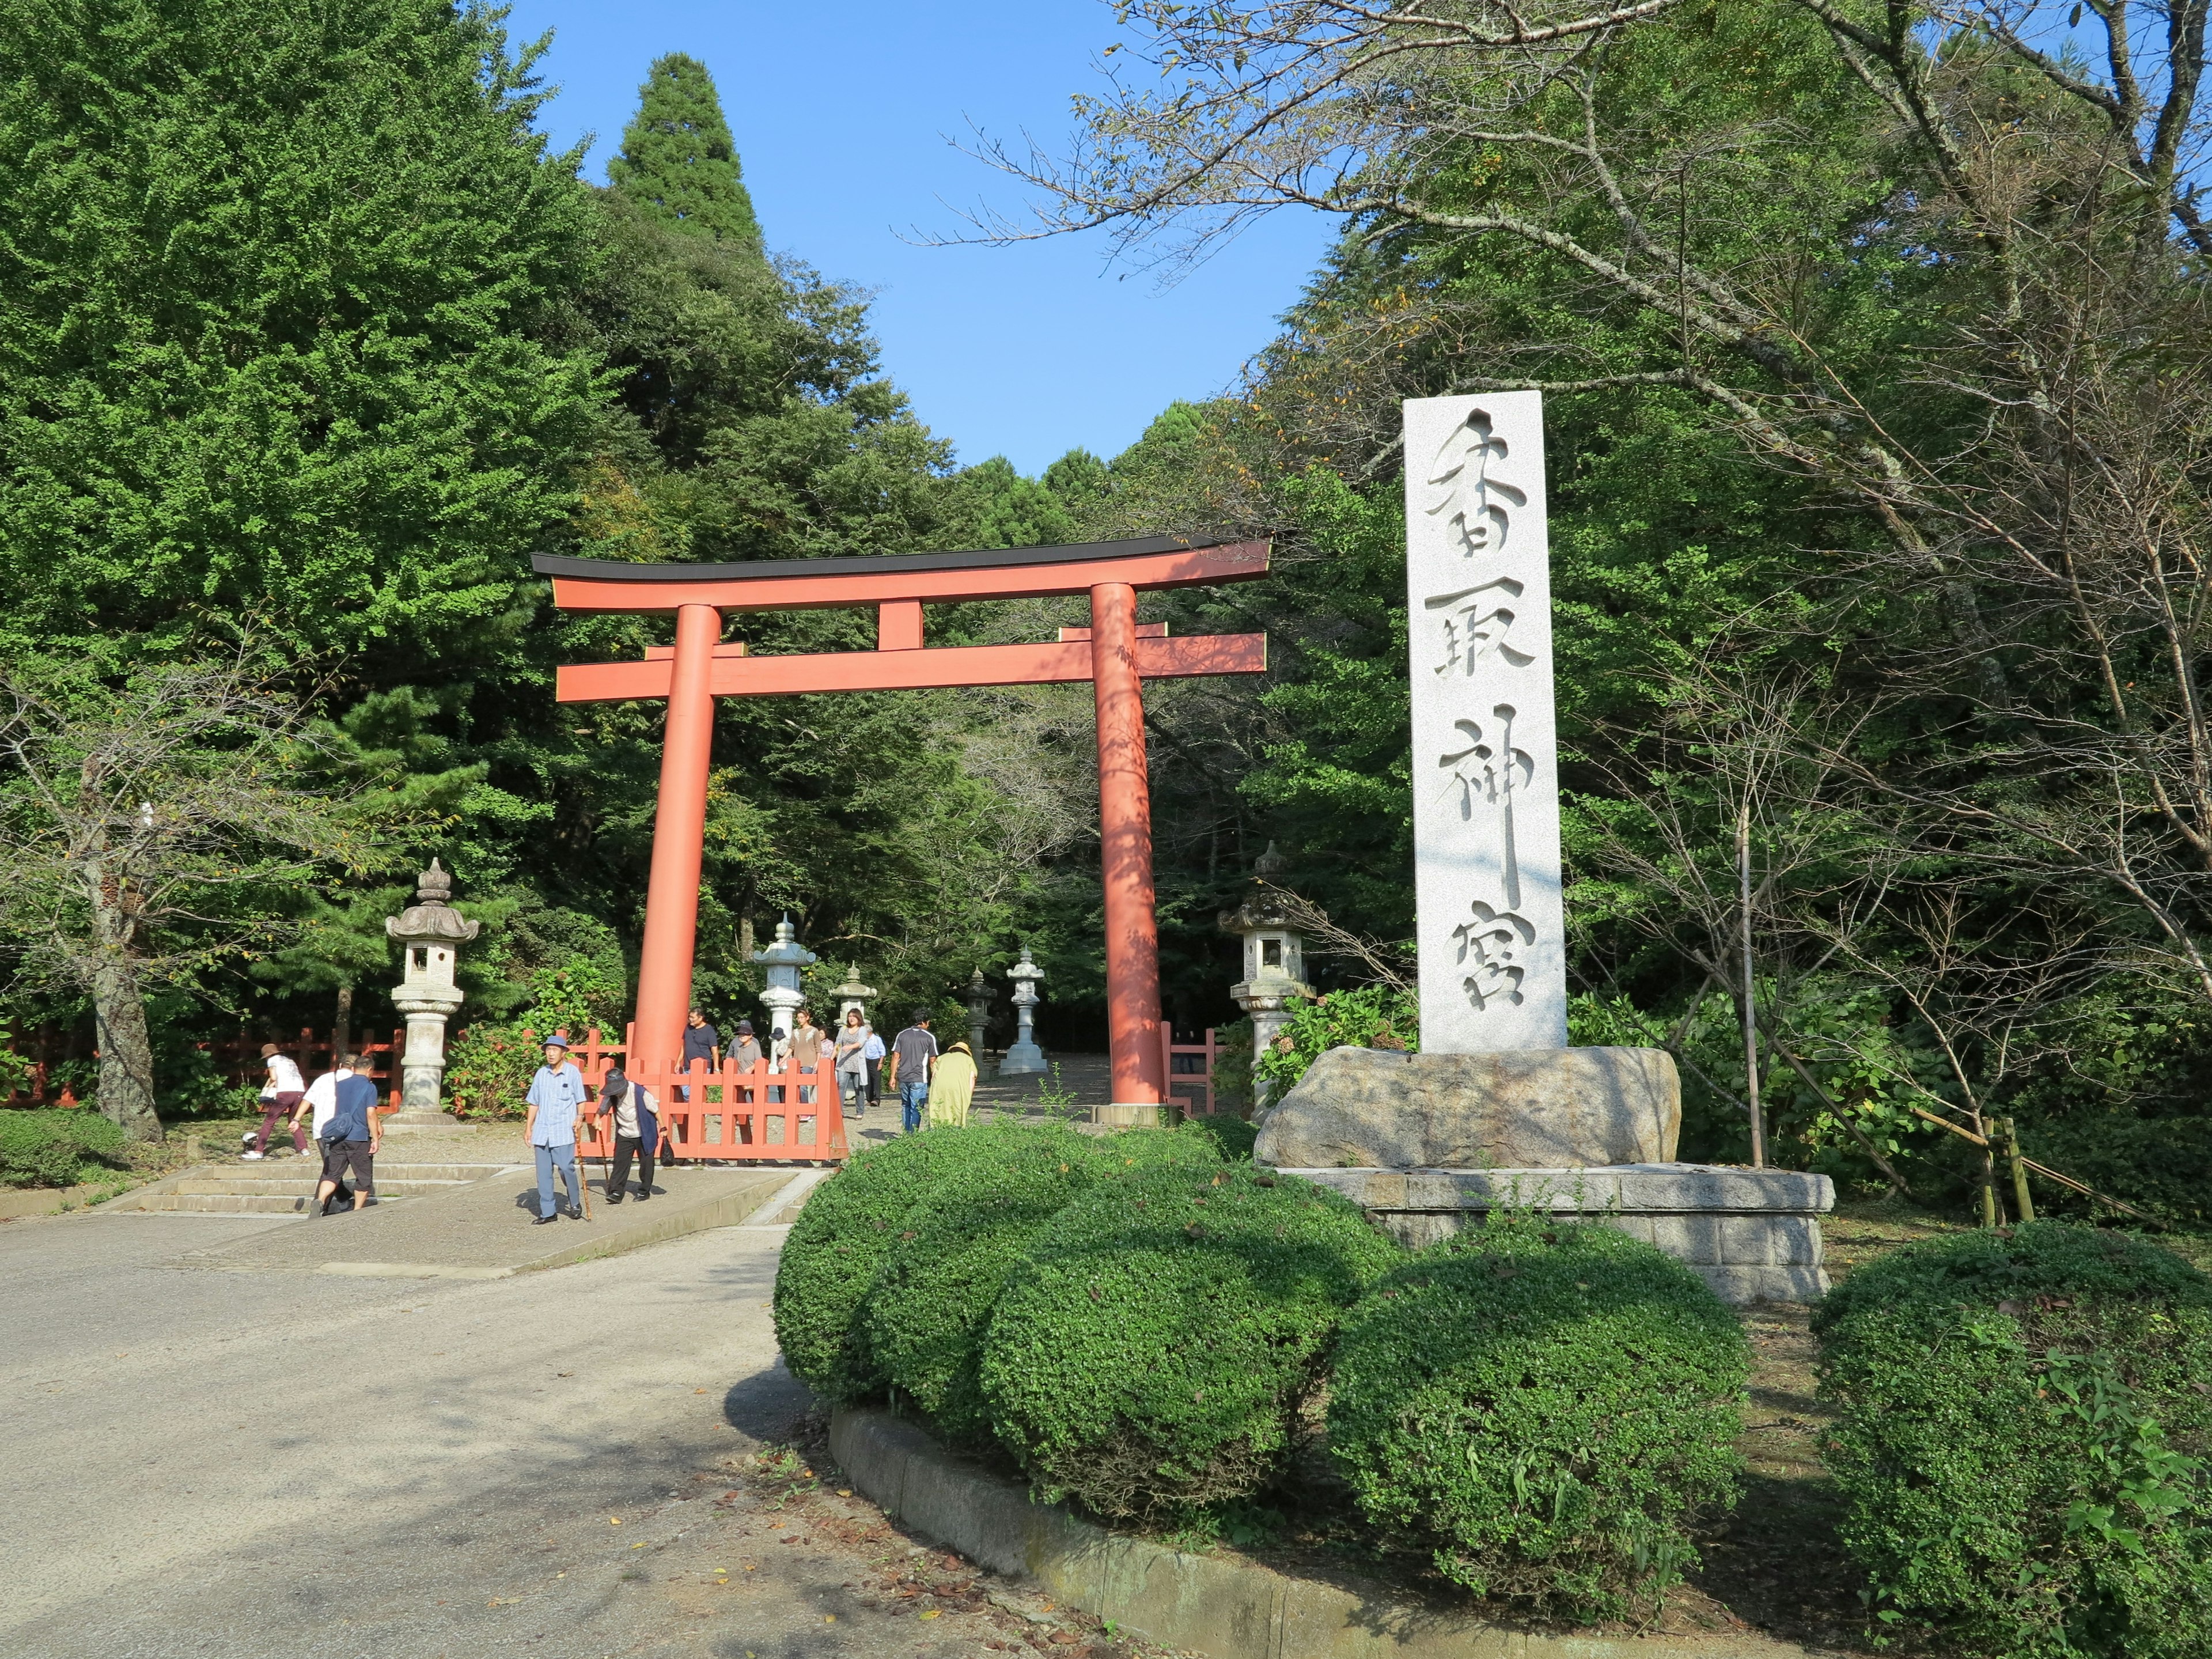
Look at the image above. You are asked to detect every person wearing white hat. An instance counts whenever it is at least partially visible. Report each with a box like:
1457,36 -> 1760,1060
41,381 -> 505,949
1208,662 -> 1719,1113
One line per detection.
523,1036 -> 590,1225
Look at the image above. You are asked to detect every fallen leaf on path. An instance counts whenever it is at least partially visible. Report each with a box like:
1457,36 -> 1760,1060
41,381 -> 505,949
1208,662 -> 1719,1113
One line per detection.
918,1609 -> 941,1620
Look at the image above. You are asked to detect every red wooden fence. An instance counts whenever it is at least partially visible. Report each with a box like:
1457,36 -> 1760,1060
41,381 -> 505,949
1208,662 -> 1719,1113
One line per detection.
526,1025 -> 850,1165
3,1026 -> 403,1109
1163,1027 -> 1221,1117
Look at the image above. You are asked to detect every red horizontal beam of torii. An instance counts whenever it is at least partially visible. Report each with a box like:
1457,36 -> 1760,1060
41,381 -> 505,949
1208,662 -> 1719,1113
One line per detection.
535,536 -> 1271,1123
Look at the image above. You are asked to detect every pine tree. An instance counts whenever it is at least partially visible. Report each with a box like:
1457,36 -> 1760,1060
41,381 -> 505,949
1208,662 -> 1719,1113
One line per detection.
607,54 -> 763,255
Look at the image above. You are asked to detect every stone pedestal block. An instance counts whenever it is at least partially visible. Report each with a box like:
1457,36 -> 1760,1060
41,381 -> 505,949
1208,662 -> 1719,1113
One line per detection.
1252,1046 -> 1680,1171
1286,1164 -> 1834,1305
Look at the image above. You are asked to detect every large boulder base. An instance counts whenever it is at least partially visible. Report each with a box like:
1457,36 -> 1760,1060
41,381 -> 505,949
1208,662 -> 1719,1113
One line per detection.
1253,1046 -> 1680,1170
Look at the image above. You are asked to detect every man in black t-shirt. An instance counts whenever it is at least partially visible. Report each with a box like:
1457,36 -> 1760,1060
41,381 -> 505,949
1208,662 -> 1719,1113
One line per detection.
885,1011 -> 938,1135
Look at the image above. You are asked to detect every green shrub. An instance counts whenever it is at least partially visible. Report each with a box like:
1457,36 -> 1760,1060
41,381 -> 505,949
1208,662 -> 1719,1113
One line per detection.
0,1108 -> 127,1188
774,1129 -> 984,1399
864,1125 -> 1226,1440
1327,1218 -> 1748,1620
1815,1222 -> 2212,1658
1178,1112 -> 1257,1161
1253,987 -> 1418,1094
982,1164 -> 1400,1520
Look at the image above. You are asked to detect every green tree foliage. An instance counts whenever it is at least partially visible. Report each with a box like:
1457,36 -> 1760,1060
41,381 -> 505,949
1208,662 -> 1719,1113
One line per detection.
607,54 -> 763,256
0,0 -> 604,666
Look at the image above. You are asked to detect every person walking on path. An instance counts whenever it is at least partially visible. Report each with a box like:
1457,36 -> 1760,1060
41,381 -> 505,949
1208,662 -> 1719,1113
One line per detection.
292,1055 -> 355,1149
834,1009 -> 870,1118
788,1009 -> 827,1105
524,1036 -> 590,1225
245,1044 -> 306,1160
309,1056 -> 381,1215
862,1024 -> 885,1107
592,1066 -> 661,1204
884,1010 -> 938,1135
926,1040 -> 978,1129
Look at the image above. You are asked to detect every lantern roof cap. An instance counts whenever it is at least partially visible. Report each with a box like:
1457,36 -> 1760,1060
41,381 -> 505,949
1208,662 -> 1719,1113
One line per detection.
752,914 -> 817,968
386,858 -> 481,944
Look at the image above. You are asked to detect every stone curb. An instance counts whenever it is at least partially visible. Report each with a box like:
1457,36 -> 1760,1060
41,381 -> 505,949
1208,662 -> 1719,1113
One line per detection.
828,1408 -> 1809,1659
0,1179 -> 126,1222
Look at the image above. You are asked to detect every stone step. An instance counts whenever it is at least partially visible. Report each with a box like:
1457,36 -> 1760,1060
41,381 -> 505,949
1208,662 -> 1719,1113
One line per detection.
129,1192 -> 418,1214
172,1177 -> 475,1198
220,1161 -> 516,1182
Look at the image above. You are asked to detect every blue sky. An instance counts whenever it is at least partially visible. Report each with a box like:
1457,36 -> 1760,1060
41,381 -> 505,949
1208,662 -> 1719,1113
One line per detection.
499,0 -> 1334,477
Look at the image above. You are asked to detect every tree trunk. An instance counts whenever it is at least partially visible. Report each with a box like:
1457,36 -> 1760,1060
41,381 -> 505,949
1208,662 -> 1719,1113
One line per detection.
332,983 -> 353,1067
88,952 -> 162,1142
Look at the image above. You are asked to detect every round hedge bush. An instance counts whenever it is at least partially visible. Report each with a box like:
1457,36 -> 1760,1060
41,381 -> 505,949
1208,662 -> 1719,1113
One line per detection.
980,1164 -> 1400,1520
862,1126 -> 1224,1441
0,1107 -> 126,1188
772,1125 -> 1058,1400
1327,1218 -> 1748,1620
1814,1221 -> 2212,1658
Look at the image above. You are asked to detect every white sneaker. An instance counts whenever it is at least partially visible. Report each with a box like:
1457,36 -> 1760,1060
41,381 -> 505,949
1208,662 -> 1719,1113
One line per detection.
243,1151 -> 264,1161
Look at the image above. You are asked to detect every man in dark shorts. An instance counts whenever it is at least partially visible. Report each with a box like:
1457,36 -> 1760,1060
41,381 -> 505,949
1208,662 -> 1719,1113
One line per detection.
310,1056 -> 381,1215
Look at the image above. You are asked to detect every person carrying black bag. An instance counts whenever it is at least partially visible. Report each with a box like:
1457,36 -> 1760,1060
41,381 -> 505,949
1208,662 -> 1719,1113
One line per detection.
310,1055 -> 380,1216
593,1066 -> 662,1205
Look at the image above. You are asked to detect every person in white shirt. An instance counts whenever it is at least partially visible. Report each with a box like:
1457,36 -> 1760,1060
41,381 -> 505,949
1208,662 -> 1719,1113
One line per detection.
862,1025 -> 887,1109
291,1059 -> 354,1144
244,1044 -> 307,1160
592,1067 -> 662,1204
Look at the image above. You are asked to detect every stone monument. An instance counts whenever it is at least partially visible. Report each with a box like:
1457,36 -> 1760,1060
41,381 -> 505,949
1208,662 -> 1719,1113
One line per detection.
1255,392 -> 1832,1304
1219,847 -> 1314,1107
384,858 -> 479,1128
999,946 -> 1046,1075
964,969 -> 994,1072
751,915 -> 816,1055
832,963 -> 877,1026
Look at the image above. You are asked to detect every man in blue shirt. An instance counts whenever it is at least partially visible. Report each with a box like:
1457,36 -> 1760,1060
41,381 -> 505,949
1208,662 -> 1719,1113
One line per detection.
309,1055 -> 381,1215
524,1036 -> 590,1225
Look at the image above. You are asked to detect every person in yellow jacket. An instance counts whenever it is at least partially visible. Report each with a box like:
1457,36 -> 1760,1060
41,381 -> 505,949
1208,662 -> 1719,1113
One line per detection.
925,1040 -> 979,1128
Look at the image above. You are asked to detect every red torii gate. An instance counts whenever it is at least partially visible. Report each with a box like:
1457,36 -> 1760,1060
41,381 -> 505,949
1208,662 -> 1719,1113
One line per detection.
535,535 -> 1271,1121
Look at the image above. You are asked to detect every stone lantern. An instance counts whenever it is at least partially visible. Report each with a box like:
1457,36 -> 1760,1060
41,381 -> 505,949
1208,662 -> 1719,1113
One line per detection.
1219,846 -> 1314,1105
999,945 -> 1047,1075
751,915 -> 817,1057
964,968 -> 994,1071
384,858 -> 480,1128
832,963 -> 877,1027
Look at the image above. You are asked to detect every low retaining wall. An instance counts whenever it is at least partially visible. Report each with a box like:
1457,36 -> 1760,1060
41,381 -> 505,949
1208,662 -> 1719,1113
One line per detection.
828,1407 -> 1805,1659
1285,1165 -> 1834,1305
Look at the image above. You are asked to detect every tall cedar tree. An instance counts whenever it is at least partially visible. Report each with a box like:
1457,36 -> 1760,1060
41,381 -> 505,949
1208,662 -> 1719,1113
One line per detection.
0,0 -> 604,668
607,54 -> 764,256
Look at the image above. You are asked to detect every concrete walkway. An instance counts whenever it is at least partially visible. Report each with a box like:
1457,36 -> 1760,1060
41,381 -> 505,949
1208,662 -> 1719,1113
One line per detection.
159,1160 -> 800,1279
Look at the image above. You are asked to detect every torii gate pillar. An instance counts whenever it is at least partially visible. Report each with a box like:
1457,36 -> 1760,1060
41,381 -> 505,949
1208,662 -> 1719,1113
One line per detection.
632,601 -> 722,1080
538,535 -> 1271,1126
1091,581 -> 1162,1121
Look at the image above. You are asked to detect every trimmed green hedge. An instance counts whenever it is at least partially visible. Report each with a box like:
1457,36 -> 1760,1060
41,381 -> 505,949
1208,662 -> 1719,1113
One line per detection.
981,1164 -> 1400,1520
863,1126 -> 1222,1440
772,1127 -> 994,1400
1327,1218 -> 1747,1620
1177,1112 -> 1257,1161
0,1108 -> 126,1188
1815,1222 -> 2212,1658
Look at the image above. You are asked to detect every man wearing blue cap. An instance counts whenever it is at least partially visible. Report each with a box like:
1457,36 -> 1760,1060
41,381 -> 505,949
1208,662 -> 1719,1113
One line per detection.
524,1036 -> 590,1224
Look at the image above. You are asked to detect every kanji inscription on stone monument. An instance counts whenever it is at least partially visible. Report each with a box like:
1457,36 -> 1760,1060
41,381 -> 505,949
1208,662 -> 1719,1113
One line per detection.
1404,391 -> 1568,1050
